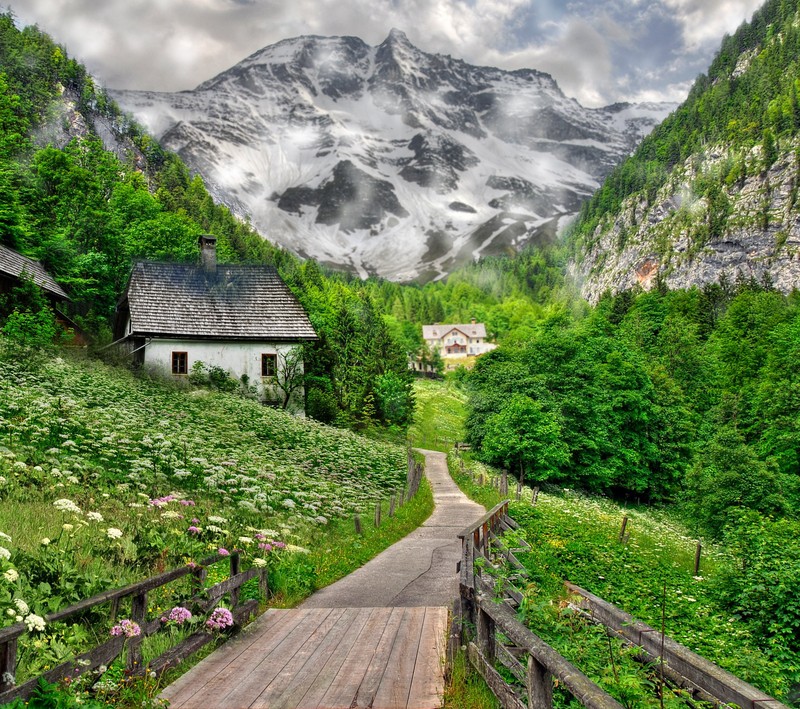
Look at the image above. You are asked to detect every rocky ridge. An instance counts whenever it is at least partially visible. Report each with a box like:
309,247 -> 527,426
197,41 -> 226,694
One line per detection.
570,143 -> 800,302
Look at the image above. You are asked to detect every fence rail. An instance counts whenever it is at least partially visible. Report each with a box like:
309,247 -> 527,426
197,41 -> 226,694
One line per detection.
456,499 -> 789,709
566,583 -> 788,709
0,550 -> 265,704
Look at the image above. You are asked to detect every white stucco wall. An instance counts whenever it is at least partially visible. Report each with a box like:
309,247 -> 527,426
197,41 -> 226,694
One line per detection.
143,339 -> 306,414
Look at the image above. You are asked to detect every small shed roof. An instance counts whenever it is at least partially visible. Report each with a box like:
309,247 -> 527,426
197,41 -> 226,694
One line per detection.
124,262 -> 317,341
423,323 -> 487,340
0,244 -> 69,300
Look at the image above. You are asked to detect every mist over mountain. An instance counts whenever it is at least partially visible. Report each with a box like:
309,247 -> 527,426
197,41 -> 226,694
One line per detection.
111,30 -> 673,281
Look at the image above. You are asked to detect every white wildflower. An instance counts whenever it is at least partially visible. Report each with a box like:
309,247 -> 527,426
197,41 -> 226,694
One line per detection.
40,538 -> 51,546
106,528 -> 123,540
24,613 -> 46,632
86,512 -> 104,522
238,536 -> 253,545
3,568 -> 19,583
252,558 -> 268,568
13,599 -> 29,615
207,515 -> 228,524
0,547 -> 10,561
53,498 -> 82,515
0,531 -> 10,542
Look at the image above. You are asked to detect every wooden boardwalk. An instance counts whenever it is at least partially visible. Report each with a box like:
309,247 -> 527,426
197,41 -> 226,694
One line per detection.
160,606 -> 448,709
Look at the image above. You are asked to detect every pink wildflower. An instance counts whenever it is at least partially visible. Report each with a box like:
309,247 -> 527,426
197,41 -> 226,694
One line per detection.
187,526 -> 201,534
206,607 -> 234,631
110,619 -> 141,638
161,606 -> 192,624
218,547 -> 230,556
258,543 -> 273,552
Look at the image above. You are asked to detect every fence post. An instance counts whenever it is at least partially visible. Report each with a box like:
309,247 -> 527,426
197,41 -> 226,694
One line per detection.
374,501 -> 382,528
258,567 -> 269,602
354,513 -> 362,535
477,605 -> 496,665
389,495 -> 396,518
694,542 -> 702,576
527,655 -> 554,709
127,591 -> 147,672
0,638 -> 17,694
516,481 -> 522,501
532,486 -> 539,506
229,552 -> 241,609
619,515 -> 629,543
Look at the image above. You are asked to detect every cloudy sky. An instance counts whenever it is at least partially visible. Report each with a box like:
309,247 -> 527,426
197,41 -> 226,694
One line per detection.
11,0 -> 764,107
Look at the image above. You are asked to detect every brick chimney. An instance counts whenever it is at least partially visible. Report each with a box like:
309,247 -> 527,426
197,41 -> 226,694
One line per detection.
199,235 -> 217,274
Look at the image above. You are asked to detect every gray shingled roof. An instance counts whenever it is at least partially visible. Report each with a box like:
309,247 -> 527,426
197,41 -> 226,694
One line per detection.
125,262 -> 317,341
423,323 -> 487,340
0,244 -> 69,300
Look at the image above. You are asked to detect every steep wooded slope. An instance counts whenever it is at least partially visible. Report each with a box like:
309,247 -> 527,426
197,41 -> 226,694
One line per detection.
569,0 -> 800,302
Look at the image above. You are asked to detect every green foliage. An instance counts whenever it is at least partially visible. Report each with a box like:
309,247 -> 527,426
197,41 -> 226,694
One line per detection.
465,281 -> 800,514
715,512 -> 800,665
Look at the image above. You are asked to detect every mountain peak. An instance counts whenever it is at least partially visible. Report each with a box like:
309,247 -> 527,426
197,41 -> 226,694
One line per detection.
384,28 -> 412,45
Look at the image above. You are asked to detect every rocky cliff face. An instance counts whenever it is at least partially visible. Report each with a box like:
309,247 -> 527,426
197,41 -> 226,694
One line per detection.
111,30 -> 673,281
570,143 -> 800,302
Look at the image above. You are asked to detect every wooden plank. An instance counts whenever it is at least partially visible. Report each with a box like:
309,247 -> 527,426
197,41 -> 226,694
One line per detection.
372,607 -> 427,709
293,607 -> 374,709
407,607 -> 447,709
316,607 -> 397,709
349,607 -> 407,709
467,642 -> 527,709
267,607 -> 368,709
161,609 -> 304,708
249,608 -> 347,709
212,608 -> 335,709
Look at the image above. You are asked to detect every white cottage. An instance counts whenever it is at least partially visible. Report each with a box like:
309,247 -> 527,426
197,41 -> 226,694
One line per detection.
113,236 -> 317,413
422,320 -> 497,358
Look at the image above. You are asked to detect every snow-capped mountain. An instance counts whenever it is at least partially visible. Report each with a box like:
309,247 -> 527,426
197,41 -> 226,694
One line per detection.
111,30 -> 674,281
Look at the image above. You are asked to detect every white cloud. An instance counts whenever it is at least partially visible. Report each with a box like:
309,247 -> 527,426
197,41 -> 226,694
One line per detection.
662,0 -> 764,50
8,0 -> 766,105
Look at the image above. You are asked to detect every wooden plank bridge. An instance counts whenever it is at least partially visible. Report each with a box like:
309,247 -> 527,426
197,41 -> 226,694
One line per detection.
161,606 -> 448,709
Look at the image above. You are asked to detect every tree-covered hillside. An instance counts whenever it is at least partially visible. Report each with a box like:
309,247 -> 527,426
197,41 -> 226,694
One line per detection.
569,0 -> 800,299
0,12 -> 412,430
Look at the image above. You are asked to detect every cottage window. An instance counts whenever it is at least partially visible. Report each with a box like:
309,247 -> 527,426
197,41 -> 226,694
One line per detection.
171,352 -> 188,375
262,353 -> 277,378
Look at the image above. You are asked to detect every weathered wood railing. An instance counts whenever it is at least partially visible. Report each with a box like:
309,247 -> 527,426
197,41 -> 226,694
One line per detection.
566,583 -> 788,709
457,499 -> 789,709
0,550 -> 266,704
457,501 -> 624,709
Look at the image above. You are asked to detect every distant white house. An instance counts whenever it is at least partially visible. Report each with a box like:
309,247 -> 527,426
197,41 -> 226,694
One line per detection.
422,319 -> 497,358
113,236 -> 317,413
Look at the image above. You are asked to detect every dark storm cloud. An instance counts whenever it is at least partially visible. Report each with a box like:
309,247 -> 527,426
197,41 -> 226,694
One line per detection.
9,0 -> 764,105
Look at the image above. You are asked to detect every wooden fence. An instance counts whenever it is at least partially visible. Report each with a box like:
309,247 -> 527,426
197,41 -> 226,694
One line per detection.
457,501 -> 623,709
456,500 -> 789,709
0,550 -> 265,704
